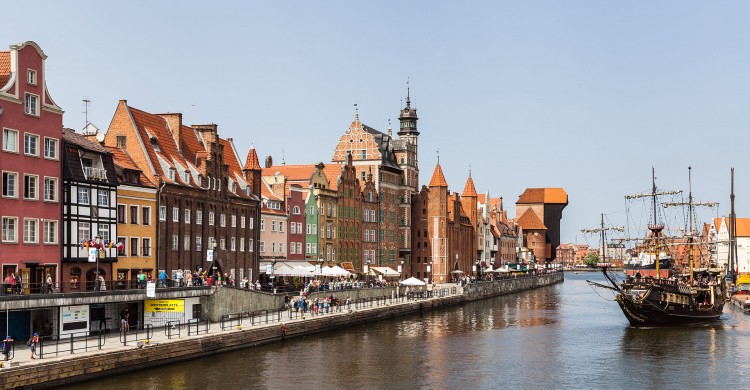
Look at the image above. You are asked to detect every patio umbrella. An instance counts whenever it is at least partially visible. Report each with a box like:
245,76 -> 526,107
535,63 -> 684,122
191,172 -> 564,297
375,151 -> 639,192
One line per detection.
400,277 -> 426,286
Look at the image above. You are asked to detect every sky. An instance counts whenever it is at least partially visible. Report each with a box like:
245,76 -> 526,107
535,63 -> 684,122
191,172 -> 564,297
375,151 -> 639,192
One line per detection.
5,1 -> 750,246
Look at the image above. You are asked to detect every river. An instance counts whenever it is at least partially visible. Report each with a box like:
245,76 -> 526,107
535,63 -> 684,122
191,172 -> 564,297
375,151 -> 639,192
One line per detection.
61,272 -> 750,389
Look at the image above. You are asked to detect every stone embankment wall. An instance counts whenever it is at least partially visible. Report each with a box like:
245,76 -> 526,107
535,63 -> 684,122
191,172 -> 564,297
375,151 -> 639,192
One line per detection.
0,273 -> 562,389
202,287 -> 285,322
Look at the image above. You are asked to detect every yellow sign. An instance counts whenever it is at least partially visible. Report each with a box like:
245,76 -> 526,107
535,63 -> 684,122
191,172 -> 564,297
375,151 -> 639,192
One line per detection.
144,299 -> 184,312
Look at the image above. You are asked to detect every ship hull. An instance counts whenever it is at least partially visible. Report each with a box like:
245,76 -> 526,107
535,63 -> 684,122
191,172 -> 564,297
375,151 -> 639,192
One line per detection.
616,295 -> 723,327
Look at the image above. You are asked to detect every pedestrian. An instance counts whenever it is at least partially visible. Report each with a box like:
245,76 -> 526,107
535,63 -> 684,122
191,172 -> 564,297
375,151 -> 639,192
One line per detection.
29,332 -> 38,359
45,273 -> 53,294
99,275 -> 106,291
120,307 -> 130,334
176,269 -> 184,287
159,270 -> 167,287
1,336 -> 13,361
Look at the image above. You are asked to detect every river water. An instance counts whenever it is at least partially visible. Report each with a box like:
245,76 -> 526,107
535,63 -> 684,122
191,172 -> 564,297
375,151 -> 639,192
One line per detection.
62,272 -> 750,389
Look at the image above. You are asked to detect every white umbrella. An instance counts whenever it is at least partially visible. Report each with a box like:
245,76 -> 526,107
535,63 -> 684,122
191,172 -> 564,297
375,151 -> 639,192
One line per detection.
400,277 -> 426,286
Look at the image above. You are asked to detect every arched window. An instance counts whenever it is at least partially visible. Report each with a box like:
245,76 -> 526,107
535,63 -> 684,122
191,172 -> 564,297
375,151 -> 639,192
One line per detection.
293,206 -> 301,215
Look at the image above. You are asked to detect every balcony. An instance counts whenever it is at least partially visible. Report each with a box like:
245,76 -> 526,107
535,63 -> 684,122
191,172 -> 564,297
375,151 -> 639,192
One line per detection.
83,167 -> 108,181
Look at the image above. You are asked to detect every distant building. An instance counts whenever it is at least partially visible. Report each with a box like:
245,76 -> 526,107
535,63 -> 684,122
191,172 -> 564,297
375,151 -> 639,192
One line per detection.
515,188 -> 568,264
713,217 -> 750,274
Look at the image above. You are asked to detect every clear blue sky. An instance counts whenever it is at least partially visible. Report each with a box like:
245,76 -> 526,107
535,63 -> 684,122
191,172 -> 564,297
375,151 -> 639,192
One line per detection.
6,1 -> 750,245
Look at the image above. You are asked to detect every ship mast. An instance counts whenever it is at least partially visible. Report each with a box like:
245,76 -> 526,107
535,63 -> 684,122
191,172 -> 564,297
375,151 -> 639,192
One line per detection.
730,167 -> 737,285
580,213 -> 624,265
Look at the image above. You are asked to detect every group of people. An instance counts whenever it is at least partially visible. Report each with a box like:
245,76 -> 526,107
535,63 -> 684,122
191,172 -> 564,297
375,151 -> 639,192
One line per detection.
289,294 -> 351,315
3,273 -> 22,295
1,332 -> 38,361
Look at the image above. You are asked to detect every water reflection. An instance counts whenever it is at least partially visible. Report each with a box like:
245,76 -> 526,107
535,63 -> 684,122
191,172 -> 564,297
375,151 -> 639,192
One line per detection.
60,273 -> 750,390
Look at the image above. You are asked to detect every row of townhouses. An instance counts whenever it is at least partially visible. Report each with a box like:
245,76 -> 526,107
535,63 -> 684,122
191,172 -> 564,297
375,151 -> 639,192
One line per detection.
1,41 -> 569,295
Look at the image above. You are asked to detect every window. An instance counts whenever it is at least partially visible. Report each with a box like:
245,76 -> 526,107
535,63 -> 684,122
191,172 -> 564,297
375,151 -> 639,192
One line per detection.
240,237 -> 245,252
231,215 -> 236,227
172,234 -> 178,250
249,217 -> 254,228
297,242 -> 302,254
23,174 -> 37,200
208,212 -> 215,226
279,222 -> 284,232
364,230 -> 370,242
293,206 -> 301,215
130,206 -> 139,224
43,220 -> 57,244
159,206 -> 166,221
240,216 -> 245,228
98,225 -> 110,241
306,243 -> 311,254
361,172 -> 366,182
220,214 -> 226,227
220,238 -> 226,250
25,93 -> 39,116
27,69 -> 36,85
271,221 -> 276,232
196,236 -> 202,251
98,190 -> 109,206
2,172 -> 17,198
291,223 -> 296,234
271,242 -> 276,253
364,210 -> 369,222
117,205 -> 126,223
142,238 -> 151,256
248,238 -> 254,252
43,177 -> 57,202
24,133 -> 39,156
78,188 -> 90,204
44,138 -> 58,159
290,242 -> 295,254
259,241 -> 265,252
306,224 -> 311,235
172,207 -> 179,222
2,217 -> 17,242
2,129 -> 18,153
142,207 -> 151,226
131,237 -> 139,256
185,209 -> 191,224
260,219 -> 265,231
78,222 -> 90,241
23,218 -> 38,243
231,237 -> 236,251
297,222 -> 302,234
184,235 -> 190,251
196,210 -> 203,225
116,237 -> 126,256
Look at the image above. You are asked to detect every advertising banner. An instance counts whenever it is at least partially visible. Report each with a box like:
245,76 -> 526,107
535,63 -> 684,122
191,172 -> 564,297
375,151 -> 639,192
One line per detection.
144,299 -> 185,313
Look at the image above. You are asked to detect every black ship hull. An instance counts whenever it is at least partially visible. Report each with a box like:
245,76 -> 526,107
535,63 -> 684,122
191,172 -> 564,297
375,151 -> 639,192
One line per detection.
615,295 -> 723,327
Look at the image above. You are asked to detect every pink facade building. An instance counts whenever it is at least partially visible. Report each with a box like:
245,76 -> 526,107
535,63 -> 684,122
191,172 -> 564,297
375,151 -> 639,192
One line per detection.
0,41 -> 64,291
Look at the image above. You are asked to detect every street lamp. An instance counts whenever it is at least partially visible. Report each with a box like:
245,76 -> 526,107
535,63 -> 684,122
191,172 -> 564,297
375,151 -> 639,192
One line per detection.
475,259 -> 480,281
400,260 -> 404,281
364,260 -> 371,285
95,235 -> 102,291
317,255 -> 324,284
490,259 -> 495,281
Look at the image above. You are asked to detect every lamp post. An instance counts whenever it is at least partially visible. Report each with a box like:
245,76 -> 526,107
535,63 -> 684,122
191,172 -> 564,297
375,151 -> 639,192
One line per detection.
364,260 -> 371,285
400,260 -> 404,281
475,259 -> 480,282
490,259 -> 495,281
317,255 -> 324,285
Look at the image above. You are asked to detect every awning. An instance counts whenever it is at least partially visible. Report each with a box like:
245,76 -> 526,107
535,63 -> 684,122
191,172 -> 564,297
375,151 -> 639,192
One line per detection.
371,267 -> 400,277
340,262 -> 355,273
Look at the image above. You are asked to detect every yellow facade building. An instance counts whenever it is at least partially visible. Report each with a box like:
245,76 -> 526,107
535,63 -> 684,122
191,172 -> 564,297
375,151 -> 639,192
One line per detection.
107,147 -> 157,287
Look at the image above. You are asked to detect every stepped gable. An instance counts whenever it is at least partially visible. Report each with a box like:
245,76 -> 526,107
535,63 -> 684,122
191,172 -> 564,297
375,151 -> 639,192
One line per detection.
516,208 -> 547,230
429,164 -> 448,187
462,176 -> 477,197
517,188 -> 568,204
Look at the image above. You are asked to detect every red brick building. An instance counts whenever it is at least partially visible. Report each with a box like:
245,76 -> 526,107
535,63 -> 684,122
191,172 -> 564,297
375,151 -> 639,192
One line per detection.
103,101 -> 261,282
515,188 -> 568,264
337,153 -> 362,272
0,41 -> 64,289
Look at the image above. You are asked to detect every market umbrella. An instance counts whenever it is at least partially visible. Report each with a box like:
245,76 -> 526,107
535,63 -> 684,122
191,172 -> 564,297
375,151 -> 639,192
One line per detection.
399,277 -> 426,286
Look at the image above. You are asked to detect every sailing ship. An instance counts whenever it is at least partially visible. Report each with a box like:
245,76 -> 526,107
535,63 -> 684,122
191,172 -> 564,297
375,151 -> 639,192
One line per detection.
588,168 -> 728,327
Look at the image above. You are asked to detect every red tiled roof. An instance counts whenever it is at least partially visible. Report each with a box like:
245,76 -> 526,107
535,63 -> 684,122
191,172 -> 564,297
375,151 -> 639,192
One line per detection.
262,163 -> 342,191
715,217 -> 750,237
517,188 -> 568,204
261,179 -> 283,201
244,147 -> 261,170
181,125 -> 203,165
105,146 -> 155,187
126,105 -> 193,187
462,176 -> 478,197
0,51 -> 10,88
477,194 -> 486,203
516,208 -> 547,230
219,138 -> 242,178
429,164 -> 448,187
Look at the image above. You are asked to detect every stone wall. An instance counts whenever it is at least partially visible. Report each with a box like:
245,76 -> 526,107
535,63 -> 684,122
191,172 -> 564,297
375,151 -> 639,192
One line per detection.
202,286 -> 285,322
306,286 -> 398,302
463,272 -> 563,300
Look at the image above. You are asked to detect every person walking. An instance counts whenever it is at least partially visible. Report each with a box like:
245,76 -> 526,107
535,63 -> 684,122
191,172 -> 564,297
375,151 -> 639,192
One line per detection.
1,336 -> 13,361
29,332 -> 38,359
120,307 -> 130,334
45,274 -> 53,294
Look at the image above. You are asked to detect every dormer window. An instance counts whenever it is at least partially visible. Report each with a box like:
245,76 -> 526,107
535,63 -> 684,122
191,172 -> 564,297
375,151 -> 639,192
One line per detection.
168,168 -> 175,181
27,69 -> 37,86
183,171 -> 190,183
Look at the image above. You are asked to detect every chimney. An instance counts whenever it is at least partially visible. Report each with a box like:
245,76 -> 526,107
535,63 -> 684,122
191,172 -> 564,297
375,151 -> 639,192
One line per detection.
158,113 -> 184,152
265,155 -> 273,168
193,124 -> 218,146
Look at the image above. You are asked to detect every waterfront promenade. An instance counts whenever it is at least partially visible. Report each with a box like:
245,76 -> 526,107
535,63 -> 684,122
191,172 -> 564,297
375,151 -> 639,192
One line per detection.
0,273 -> 563,389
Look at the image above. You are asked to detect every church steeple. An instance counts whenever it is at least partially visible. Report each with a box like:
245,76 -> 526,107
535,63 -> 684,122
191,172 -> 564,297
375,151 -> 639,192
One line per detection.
398,80 -> 419,137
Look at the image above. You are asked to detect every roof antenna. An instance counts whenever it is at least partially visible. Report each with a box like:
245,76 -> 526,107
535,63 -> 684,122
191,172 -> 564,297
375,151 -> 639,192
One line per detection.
354,102 -> 359,120
282,149 -> 286,165
436,148 -> 440,165
82,97 -> 91,128
469,163 -> 472,177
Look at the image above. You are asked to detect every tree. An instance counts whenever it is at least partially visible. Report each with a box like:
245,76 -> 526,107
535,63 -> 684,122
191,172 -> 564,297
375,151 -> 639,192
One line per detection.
584,252 -> 600,268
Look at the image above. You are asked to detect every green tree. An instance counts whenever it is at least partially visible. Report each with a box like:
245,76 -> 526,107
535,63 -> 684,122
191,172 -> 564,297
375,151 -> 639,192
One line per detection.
584,252 -> 600,268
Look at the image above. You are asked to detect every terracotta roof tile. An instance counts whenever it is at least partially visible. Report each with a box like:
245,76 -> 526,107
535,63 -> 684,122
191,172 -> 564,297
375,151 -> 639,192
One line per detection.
62,128 -> 110,154
429,164 -> 448,187
517,188 -> 568,204
462,176 -> 478,197
0,51 -> 10,88
105,146 -> 155,187
516,208 -> 547,230
262,163 -> 342,191
477,194 -> 486,203
244,147 -> 261,171
716,217 -> 750,237
181,125 -> 203,165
